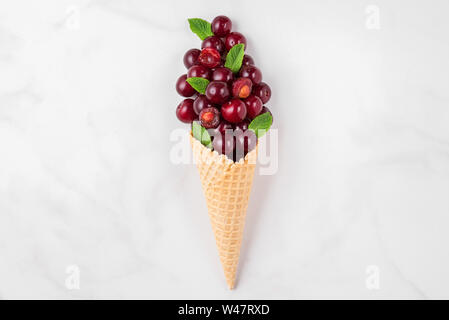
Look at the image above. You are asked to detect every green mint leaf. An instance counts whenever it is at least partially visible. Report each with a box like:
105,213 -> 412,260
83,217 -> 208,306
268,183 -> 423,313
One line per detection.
248,112 -> 273,138
192,121 -> 212,149
224,43 -> 245,73
186,77 -> 209,94
188,18 -> 213,40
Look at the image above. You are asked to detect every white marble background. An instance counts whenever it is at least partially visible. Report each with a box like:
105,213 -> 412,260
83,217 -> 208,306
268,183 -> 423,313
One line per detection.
0,0 -> 448,299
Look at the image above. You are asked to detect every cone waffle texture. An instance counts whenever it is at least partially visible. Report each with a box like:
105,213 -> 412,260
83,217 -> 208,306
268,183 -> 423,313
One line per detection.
190,134 -> 257,289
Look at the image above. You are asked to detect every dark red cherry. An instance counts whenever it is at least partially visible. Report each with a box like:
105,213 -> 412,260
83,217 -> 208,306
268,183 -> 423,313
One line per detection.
242,54 -> 254,66
183,49 -> 201,69
211,15 -> 232,37
202,36 -> 225,54
212,67 -> 234,84
225,32 -> 247,51
176,74 -> 196,97
187,65 -> 211,80
243,95 -> 263,119
176,99 -> 196,123
193,95 -> 214,115
221,98 -> 247,123
240,65 -> 262,84
205,81 -> 230,104
253,82 -> 271,104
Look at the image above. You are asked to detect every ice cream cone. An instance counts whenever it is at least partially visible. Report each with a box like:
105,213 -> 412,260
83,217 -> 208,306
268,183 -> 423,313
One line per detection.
190,134 -> 257,289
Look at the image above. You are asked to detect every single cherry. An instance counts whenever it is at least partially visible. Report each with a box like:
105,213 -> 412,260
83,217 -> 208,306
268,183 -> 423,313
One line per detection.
193,95 -> 214,115
198,48 -> 221,68
242,54 -> 254,66
205,81 -> 230,104
187,65 -> 211,80
199,107 -> 221,129
243,95 -> 263,119
225,32 -> 247,51
232,78 -> 252,99
176,74 -> 196,97
183,49 -> 201,69
221,98 -> 247,123
212,67 -> 234,84
240,65 -> 262,84
176,99 -> 196,123
211,15 -> 232,37
202,36 -> 225,54
253,82 -> 271,104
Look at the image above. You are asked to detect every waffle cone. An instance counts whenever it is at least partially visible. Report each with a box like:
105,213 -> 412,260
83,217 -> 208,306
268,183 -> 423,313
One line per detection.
190,134 -> 257,289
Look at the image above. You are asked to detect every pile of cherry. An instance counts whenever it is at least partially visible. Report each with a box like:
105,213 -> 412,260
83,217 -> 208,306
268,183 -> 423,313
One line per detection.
176,15 -> 272,161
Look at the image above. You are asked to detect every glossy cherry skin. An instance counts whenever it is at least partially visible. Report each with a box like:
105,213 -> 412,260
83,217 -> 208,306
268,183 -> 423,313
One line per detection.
212,67 -> 234,84
225,32 -> 247,51
193,95 -> 214,115
202,36 -> 225,54
240,65 -> 262,84
205,81 -> 230,104
187,65 -> 211,80
198,48 -> 221,68
253,82 -> 271,104
183,49 -> 201,69
242,54 -> 254,66
212,133 -> 235,156
243,95 -> 263,119
221,98 -> 247,123
211,15 -> 232,37
176,99 -> 196,123
176,74 -> 196,97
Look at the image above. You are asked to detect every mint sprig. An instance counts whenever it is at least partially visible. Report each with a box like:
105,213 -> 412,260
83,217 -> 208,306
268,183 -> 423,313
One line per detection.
192,121 -> 212,149
186,77 -> 209,94
188,18 -> 213,40
225,43 -> 245,73
248,112 -> 272,138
